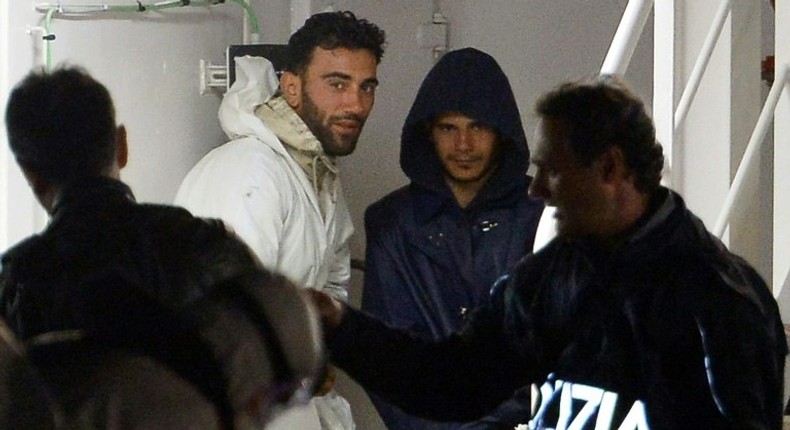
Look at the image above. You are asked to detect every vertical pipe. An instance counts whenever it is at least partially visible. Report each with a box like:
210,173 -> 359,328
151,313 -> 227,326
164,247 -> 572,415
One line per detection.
242,0 -> 251,44
774,0 -> 790,293
28,27 -> 47,69
673,0 -> 732,130
0,0 -> 8,250
653,0 -> 676,187
600,0 -> 654,75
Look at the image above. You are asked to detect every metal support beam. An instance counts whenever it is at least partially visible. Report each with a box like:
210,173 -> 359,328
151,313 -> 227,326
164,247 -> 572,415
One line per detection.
653,0 -> 677,187
713,64 -> 788,238
674,0 -> 732,130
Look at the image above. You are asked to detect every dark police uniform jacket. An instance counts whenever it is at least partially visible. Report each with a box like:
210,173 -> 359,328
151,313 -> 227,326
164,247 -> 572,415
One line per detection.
335,189 -> 787,430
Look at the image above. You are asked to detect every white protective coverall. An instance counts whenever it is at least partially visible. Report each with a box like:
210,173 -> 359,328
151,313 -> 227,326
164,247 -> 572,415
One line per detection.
175,57 -> 354,430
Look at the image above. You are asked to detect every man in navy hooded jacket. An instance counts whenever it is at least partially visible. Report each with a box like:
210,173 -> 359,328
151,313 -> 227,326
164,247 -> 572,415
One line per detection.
361,48 -> 544,429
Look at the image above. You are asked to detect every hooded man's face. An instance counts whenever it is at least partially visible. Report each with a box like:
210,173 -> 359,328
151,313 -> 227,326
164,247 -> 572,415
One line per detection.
431,112 -> 500,188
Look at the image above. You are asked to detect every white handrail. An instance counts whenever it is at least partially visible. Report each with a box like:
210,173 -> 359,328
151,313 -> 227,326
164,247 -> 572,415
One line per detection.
601,0 -> 654,75
712,62 -> 789,238
778,266 -> 790,300
673,0 -> 732,131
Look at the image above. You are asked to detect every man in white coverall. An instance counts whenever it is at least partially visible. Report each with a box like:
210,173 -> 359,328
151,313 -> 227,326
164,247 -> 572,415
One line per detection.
175,10 -> 386,430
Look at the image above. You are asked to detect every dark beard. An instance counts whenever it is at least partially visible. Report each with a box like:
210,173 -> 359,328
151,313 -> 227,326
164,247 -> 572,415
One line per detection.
299,90 -> 363,156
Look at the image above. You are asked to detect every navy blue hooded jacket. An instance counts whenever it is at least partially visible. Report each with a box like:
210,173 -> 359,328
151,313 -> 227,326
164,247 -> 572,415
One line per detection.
361,48 -> 544,429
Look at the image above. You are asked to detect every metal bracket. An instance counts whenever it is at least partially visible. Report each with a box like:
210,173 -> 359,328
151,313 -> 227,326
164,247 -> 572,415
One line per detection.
416,13 -> 449,59
199,58 -> 227,95
27,26 -> 48,70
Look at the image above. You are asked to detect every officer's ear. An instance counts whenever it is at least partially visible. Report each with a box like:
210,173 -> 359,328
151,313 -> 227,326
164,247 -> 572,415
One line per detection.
280,71 -> 302,110
597,145 -> 629,185
116,125 -> 128,169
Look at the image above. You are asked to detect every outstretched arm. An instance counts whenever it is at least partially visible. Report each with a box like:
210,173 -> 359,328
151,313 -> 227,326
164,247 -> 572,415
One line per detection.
307,289 -> 530,422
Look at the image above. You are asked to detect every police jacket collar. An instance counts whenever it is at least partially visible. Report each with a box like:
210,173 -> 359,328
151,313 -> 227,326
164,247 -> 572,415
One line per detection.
51,177 -> 135,219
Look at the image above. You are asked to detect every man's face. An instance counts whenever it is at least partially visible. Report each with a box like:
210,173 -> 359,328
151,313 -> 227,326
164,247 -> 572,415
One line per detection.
289,47 -> 378,156
528,117 -> 611,239
431,112 -> 499,187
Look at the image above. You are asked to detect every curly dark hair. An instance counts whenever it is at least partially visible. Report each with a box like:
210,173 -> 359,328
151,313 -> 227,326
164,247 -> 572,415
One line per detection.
285,11 -> 386,75
535,75 -> 664,193
5,66 -> 117,184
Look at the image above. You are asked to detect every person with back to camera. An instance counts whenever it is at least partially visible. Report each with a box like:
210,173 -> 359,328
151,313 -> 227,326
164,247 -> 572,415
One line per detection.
1,65 -> 326,429
25,269 -> 326,430
310,75 -> 788,429
175,10 -> 386,430
361,47 -> 543,429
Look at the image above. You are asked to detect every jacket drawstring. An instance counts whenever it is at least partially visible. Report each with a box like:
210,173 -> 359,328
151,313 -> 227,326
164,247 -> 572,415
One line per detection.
311,155 -> 321,196
319,154 -> 339,204
312,154 -> 340,217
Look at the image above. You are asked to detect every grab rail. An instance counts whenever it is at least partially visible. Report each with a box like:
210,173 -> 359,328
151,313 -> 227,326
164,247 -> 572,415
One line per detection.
713,63 -> 789,238
674,0 -> 732,131
601,0 -> 654,74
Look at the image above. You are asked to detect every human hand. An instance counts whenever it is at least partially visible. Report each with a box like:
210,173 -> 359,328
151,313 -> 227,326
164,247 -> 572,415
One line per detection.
314,364 -> 337,396
306,289 -> 345,336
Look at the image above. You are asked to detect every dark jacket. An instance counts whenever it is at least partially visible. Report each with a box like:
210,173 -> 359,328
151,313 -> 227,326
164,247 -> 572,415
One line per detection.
337,189 -> 787,429
361,48 -> 543,429
0,177 -> 260,340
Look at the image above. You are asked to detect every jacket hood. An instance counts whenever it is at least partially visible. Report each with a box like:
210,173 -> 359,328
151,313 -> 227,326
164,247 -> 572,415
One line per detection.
256,96 -> 339,197
218,56 -> 280,144
401,47 -> 530,202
